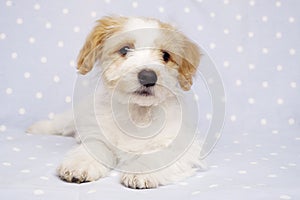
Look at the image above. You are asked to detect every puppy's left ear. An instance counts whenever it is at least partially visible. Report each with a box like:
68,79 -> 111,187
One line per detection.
178,37 -> 201,91
77,16 -> 126,75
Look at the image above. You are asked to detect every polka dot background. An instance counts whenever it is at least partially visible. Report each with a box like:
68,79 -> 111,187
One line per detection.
0,0 -> 299,199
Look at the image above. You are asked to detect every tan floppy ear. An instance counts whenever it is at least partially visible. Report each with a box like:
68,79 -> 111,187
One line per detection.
178,37 -> 201,91
77,16 -> 126,75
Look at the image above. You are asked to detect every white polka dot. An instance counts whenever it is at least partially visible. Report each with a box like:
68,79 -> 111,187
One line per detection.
33,189 -> 44,195
262,48 -> 269,54
288,163 -> 296,167
41,57 -> 47,63
34,3 -> 40,10
2,162 -> 12,166
35,92 -> 43,99
276,65 -> 283,71
262,81 -> 269,88
6,0 -> 13,6
132,1 -> 138,8
248,32 -> 254,38
57,40 -> 64,48
261,16 -> 268,22
230,115 -> 237,122
272,130 -> 279,134
197,25 -> 203,31
209,184 -> 219,188
275,1 -> 281,7
184,7 -> 190,13
65,96 -> 72,103
267,174 -> 278,178
288,118 -> 295,125
6,136 -> 13,140
194,94 -> 199,101
275,32 -> 282,39
236,79 -> 242,86
243,186 -> 252,189
36,145 -> 43,149
209,43 -> 216,49
248,63 -> 255,70
238,170 -> 247,174
45,22 -> 52,29
16,18 -> 23,24
250,161 -> 258,165
289,48 -> 296,55
236,45 -> 244,53
13,147 -> 20,152
6,88 -> 13,94
158,6 -> 164,13
0,125 -> 7,132
73,26 -> 80,33
40,176 -> 49,180
104,0 -> 111,3
288,17 -> 295,23
28,156 -> 37,160
249,0 -> 255,6
69,60 -> 75,67
0,33 -> 6,40
223,61 -> 230,68
224,0 -> 229,4
62,8 -> 69,14
19,108 -> 26,115
280,195 -> 291,200
11,52 -> 18,59
290,82 -> 296,88
206,113 -> 212,120
192,191 -> 201,195
260,118 -> 267,125
277,98 -> 284,105
248,98 -> 255,104
53,75 -> 60,83
24,72 -> 31,79
235,14 -> 242,21
87,189 -> 97,194
223,28 -> 229,34
20,169 -> 31,173
178,182 -> 188,186
90,11 -> 97,18
210,12 -> 216,18
28,37 -> 36,44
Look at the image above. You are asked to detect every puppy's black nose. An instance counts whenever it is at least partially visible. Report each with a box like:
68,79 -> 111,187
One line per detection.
138,69 -> 157,87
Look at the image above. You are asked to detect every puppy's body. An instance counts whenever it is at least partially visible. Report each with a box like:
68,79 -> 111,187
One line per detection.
28,16 -> 205,189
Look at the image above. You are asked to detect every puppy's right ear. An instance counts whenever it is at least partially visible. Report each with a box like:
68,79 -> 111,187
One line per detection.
77,16 -> 126,75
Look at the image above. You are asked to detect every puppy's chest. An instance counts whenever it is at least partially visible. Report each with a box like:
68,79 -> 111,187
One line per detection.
97,101 -> 182,153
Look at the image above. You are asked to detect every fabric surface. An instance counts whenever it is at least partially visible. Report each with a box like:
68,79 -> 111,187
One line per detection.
1,0 -> 299,199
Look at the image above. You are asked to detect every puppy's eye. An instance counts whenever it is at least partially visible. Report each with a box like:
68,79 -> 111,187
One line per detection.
119,46 -> 130,56
162,51 -> 170,62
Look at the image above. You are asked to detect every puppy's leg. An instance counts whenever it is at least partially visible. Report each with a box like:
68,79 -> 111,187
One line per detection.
57,142 -> 115,183
121,141 -> 206,189
27,110 -> 75,136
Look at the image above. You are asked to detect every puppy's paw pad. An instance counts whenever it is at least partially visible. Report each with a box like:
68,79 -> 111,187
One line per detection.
121,174 -> 158,189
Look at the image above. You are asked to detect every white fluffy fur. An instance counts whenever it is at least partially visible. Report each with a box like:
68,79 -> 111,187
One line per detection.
27,16 -> 205,189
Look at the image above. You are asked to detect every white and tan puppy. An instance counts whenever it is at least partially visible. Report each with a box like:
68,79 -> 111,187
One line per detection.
27,16 -> 205,189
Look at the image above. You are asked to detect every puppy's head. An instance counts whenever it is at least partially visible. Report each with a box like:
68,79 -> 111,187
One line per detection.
77,16 -> 201,106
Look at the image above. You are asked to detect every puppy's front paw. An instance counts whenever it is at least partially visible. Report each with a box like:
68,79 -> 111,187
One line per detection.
121,174 -> 158,189
57,155 -> 108,183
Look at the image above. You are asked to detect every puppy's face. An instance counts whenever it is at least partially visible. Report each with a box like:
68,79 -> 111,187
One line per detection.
77,16 -> 200,106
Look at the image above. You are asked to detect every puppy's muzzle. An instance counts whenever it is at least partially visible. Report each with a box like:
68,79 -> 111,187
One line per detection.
138,69 -> 157,87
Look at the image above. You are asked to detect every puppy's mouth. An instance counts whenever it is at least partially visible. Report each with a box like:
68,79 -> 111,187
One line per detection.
134,87 -> 154,97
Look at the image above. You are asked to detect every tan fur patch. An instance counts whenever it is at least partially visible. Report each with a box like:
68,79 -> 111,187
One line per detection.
77,16 -> 128,74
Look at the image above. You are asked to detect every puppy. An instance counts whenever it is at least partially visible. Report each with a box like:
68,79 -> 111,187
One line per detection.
27,16 -> 205,189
